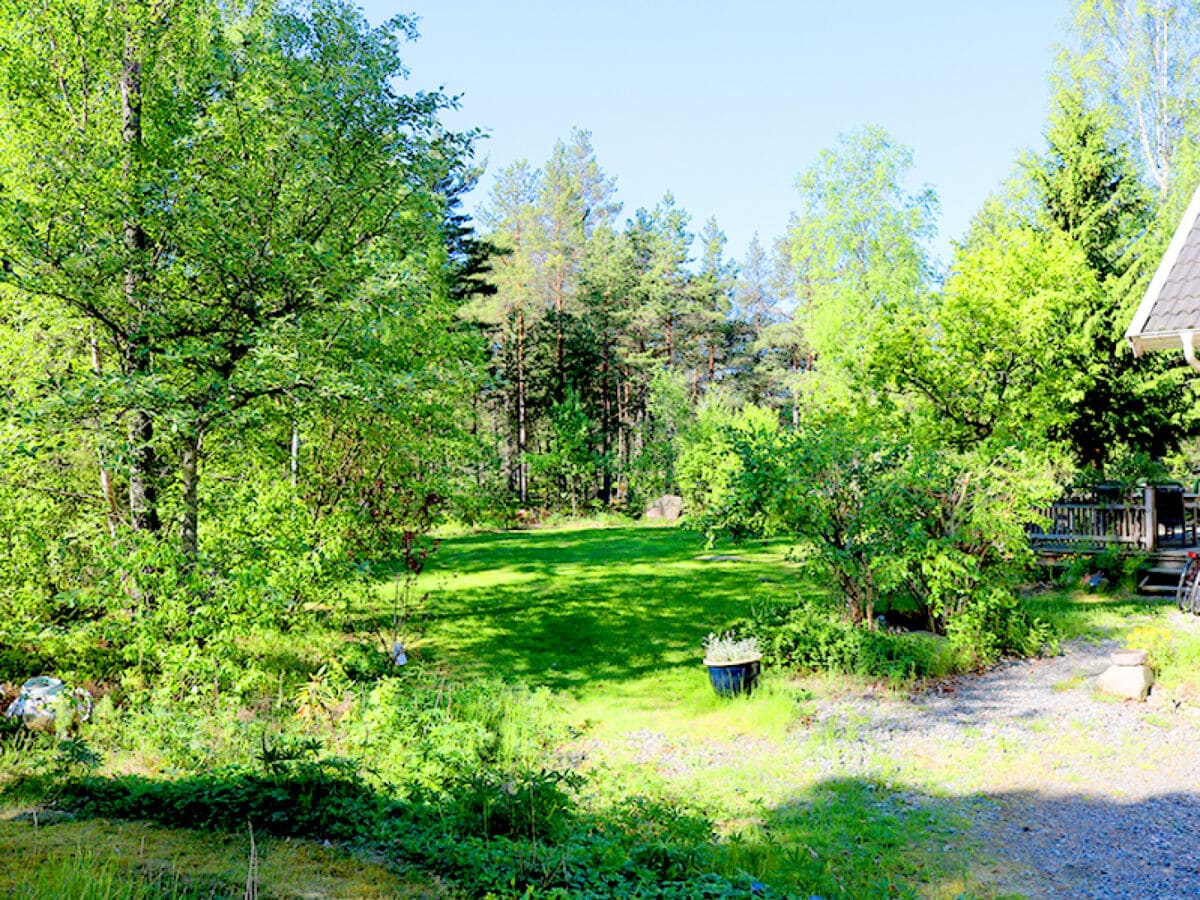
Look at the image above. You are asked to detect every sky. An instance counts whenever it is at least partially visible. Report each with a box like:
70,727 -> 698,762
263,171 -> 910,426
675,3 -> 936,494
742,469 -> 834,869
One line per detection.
359,0 -> 1072,268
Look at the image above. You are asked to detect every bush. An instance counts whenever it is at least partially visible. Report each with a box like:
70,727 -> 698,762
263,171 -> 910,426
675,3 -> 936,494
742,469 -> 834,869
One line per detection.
943,587 -> 1056,669
742,598 -> 945,680
343,676 -> 570,792
692,404 -> 1062,664
741,593 -> 1050,680
60,752 -> 386,841
435,768 -> 583,841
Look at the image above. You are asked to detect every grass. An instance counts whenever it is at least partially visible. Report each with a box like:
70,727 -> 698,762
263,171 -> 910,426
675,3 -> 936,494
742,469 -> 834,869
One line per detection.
0,816 -> 430,899
401,523 -> 1200,897
411,523 -> 810,735
401,523 -> 1036,896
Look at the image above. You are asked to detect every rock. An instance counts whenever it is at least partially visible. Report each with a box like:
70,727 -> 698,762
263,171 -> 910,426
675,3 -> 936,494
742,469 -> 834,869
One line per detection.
1111,648 -> 1149,667
4,677 -> 65,732
644,494 -> 684,521
1096,664 -> 1154,701
11,809 -> 76,825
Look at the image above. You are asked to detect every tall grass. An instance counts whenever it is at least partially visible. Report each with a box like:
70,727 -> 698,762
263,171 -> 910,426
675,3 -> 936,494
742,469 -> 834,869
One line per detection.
7,849 -> 231,899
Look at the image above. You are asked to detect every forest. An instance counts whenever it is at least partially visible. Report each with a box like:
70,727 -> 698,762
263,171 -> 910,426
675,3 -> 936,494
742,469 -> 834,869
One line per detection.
4,0 -> 1200,897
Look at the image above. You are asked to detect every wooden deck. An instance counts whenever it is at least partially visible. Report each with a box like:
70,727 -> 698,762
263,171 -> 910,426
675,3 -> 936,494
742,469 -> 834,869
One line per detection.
1029,487 -> 1200,596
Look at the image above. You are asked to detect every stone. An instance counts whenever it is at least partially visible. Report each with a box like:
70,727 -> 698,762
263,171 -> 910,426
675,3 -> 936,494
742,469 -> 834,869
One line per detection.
644,494 -> 684,521
1096,664 -> 1154,701
1111,648 -> 1149,667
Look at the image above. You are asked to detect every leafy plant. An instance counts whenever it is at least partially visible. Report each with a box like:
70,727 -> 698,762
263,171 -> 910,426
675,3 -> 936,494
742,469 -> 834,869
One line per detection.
693,404 -> 1060,666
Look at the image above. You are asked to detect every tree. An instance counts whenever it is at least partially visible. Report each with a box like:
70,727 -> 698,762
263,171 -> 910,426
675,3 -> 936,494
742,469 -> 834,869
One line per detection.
732,234 -> 807,412
624,194 -> 693,367
879,199 -> 1099,450
1026,90 -> 1192,464
539,129 -> 620,393
689,216 -> 738,397
786,126 -> 938,388
1066,0 -> 1200,195
471,160 -> 544,502
0,0 -> 475,562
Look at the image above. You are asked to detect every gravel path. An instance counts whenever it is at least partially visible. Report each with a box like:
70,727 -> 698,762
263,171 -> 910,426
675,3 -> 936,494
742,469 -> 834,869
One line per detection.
801,624 -> 1200,899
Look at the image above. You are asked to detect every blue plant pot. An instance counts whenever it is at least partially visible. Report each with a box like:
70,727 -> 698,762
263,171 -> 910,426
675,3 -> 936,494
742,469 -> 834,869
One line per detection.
705,657 -> 762,697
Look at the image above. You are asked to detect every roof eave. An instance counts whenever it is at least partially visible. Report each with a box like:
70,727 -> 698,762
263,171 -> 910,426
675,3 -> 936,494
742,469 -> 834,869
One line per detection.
1126,179 -> 1200,351
1130,331 -> 1192,354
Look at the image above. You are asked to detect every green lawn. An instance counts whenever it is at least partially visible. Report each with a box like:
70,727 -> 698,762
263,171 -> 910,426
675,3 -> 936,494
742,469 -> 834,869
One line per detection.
415,522 -> 810,735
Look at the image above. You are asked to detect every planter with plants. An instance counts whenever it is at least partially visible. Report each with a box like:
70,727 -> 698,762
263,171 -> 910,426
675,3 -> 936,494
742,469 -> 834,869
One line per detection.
702,632 -> 762,696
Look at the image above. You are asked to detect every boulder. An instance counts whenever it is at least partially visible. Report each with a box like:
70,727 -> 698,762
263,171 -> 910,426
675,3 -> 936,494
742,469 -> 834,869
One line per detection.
1096,664 -> 1154,701
645,495 -> 684,521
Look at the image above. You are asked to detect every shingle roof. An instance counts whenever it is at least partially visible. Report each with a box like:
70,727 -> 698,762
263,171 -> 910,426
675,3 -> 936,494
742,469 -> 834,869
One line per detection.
1127,181 -> 1200,354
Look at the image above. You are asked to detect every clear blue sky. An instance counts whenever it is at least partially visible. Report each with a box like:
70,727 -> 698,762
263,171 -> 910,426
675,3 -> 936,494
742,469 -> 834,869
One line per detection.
360,0 -> 1071,267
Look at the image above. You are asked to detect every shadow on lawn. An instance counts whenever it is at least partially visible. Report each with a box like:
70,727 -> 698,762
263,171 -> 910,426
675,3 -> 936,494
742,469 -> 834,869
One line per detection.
418,570 -> 766,691
37,766 -> 1200,898
749,778 -> 1200,898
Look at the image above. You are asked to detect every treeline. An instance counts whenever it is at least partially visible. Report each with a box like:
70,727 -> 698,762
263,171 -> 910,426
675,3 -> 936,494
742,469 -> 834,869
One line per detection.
460,129 -> 807,514
467,97 -> 1200,519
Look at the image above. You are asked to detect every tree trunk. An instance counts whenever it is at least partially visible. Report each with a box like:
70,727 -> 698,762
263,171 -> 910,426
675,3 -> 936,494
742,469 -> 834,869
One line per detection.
89,332 -> 120,537
555,269 -> 565,396
517,307 -> 528,503
127,409 -> 160,533
600,345 -> 612,504
121,21 -> 160,534
180,430 -> 202,563
616,374 -> 626,500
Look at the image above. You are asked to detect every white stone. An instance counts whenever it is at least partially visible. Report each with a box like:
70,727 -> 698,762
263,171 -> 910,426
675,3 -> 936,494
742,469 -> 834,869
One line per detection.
1096,664 -> 1154,701
1111,648 -> 1149,667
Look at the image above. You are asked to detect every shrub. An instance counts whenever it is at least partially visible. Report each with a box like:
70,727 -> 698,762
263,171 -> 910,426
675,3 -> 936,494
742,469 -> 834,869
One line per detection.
694,404 -> 1062,664
60,754 -> 386,841
343,676 -> 569,792
739,594 -> 1047,679
742,598 -> 947,680
436,768 -> 583,841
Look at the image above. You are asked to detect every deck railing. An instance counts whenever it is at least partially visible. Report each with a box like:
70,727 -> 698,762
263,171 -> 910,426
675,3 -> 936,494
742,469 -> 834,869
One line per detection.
1027,484 -> 1200,551
1028,498 -> 1148,548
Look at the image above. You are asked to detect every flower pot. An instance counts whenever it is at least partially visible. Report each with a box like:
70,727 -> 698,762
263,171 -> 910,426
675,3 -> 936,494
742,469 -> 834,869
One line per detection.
704,655 -> 762,697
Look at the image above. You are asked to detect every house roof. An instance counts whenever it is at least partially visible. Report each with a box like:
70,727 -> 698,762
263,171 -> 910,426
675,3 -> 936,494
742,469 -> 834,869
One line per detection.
1127,180 -> 1200,354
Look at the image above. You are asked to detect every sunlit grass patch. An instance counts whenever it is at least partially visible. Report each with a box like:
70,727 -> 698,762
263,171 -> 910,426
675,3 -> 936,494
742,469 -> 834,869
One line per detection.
0,816 -> 430,899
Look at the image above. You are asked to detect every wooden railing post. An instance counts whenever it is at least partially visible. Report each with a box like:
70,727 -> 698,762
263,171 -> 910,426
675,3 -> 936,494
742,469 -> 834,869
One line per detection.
1144,485 -> 1156,551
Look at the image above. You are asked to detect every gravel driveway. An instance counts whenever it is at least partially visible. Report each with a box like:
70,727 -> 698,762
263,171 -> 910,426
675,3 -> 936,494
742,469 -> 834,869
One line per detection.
803,624 -> 1200,899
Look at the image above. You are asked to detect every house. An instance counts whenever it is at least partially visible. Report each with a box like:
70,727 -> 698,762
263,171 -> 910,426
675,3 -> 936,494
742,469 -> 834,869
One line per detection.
1126,181 -> 1200,368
